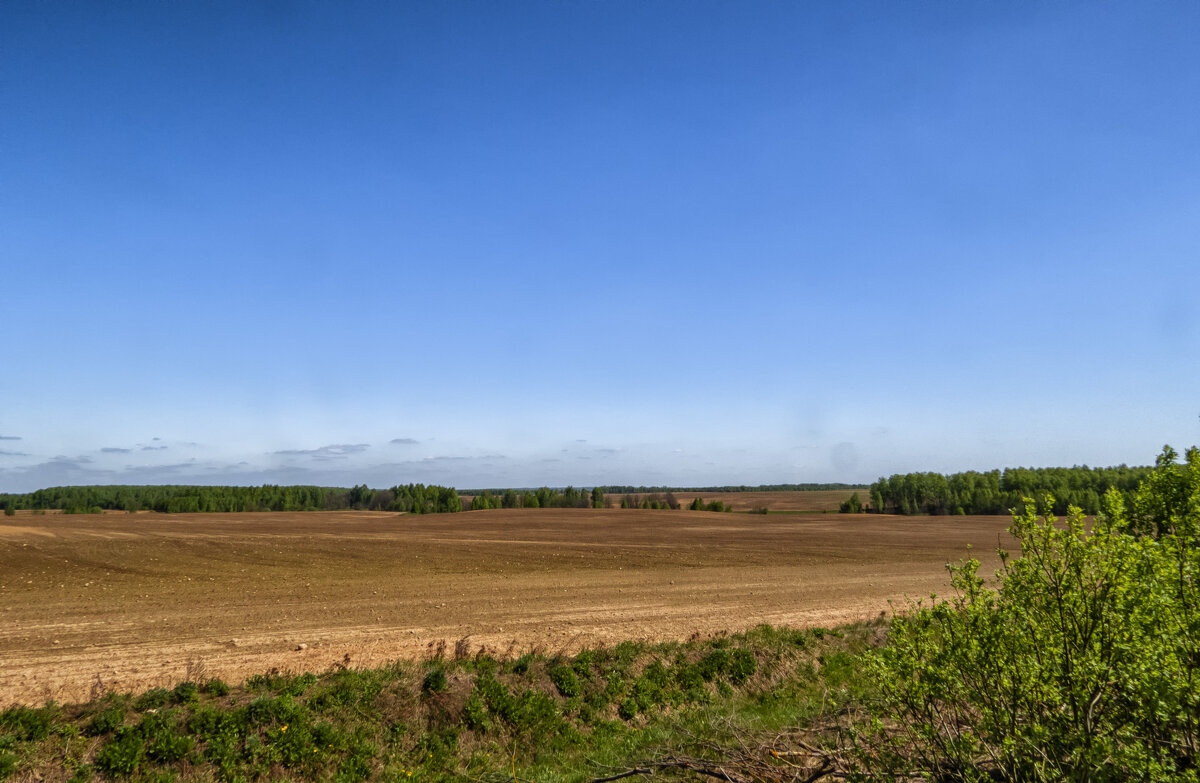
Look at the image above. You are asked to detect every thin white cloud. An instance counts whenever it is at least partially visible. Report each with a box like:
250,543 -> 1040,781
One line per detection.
273,443 -> 370,461
389,438 -> 419,445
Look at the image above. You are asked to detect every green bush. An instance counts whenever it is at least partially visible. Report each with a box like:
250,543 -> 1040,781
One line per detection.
510,652 -> 534,675
0,705 -> 57,741
696,648 -> 729,682
94,727 -> 144,776
0,751 -> 16,780
145,728 -> 193,763
247,694 -> 305,727
861,446 -> 1200,782
422,668 -> 448,694
549,664 -> 580,698
171,681 -> 199,704
85,703 -> 126,736
462,692 -> 491,732
571,649 -> 596,679
132,689 -> 171,712
726,649 -> 757,684
200,679 -> 230,697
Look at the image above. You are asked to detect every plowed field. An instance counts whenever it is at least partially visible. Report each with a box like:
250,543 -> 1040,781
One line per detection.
0,509 -> 1014,706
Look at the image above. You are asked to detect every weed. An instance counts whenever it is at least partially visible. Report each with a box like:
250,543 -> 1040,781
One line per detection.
549,664 -> 580,698
94,727 -> 144,776
66,763 -> 93,783
572,649 -> 596,678
0,752 -> 16,781
422,668 -> 448,694
132,689 -> 171,712
247,694 -> 304,727
268,720 -> 315,767
171,681 -> 199,704
613,641 -> 640,668
85,703 -> 126,736
335,737 -> 377,782
200,679 -> 230,697
146,725 -> 193,763
697,648 -> 729,681
462,692 -> 490,732
727,649 -> 757,684
510,652 -> 534,675
415,728 -> 457,768
0,704 -> 58,741
674,663 -> 703,691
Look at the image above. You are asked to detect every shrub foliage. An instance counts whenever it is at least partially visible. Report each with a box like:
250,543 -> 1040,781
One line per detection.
862,445 -> 1200,781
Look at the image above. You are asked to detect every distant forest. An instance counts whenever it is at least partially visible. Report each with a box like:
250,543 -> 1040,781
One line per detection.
0,483 -> 461,515
870,464 -> 1153,516
460,483 -> 867,494
0,469 -> 1157,517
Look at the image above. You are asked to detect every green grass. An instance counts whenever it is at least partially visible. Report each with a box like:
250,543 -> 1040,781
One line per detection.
0,623 -> 882,781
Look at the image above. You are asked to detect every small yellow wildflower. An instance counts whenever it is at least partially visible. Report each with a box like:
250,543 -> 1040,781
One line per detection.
280,725 -> 288,732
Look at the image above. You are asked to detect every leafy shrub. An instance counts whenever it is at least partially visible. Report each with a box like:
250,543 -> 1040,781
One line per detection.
0,705 -> 57,741
86,703 -> 126,736
310,669 -> 379,712
696,648 -> 729,682
0,752 -> 16,781
422,668 -> 448,694
132,689 -> 171,712
415,729 -> 457,768
247,694 -> 305,727
268,721 -> 314,767
861,446 -> 1200,782
612,641 -> 639,668
313,720 -> 343,750
171,681 -> 199,704
510,689 -> 561,736
549,664 -> 580,698
726,649 -> 757,684
673,663 -> 703,691
200,679 -> 230,697
462,692 -> 491,732
510,653 -> 534,675
335,737 -> 376,783
571,649 -> 596,679
94,727 -> 144,776
145,726 -> 193,763
617,698 -> 638,721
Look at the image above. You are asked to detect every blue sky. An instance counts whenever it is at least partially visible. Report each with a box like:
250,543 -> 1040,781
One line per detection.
2,1 -> 1198,493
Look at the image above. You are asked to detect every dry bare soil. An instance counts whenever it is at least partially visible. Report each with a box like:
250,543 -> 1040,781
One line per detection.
0,508 -> 1014,706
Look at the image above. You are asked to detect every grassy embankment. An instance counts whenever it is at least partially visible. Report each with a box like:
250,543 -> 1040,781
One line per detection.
0,623 -> 880,782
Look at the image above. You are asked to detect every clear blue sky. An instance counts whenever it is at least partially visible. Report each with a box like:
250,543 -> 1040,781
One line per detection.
2,1 -> 1198,493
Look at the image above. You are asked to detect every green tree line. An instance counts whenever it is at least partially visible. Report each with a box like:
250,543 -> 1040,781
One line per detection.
0,483 -> 462,514
468,486 -> 604,510
597,482 -> 864,493
870,463 -> 1152,516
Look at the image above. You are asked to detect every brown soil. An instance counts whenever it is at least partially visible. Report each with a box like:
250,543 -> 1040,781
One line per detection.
0,509 -> 1013,706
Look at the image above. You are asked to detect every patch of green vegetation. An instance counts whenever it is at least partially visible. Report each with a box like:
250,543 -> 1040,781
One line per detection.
0,622 -> 881,781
